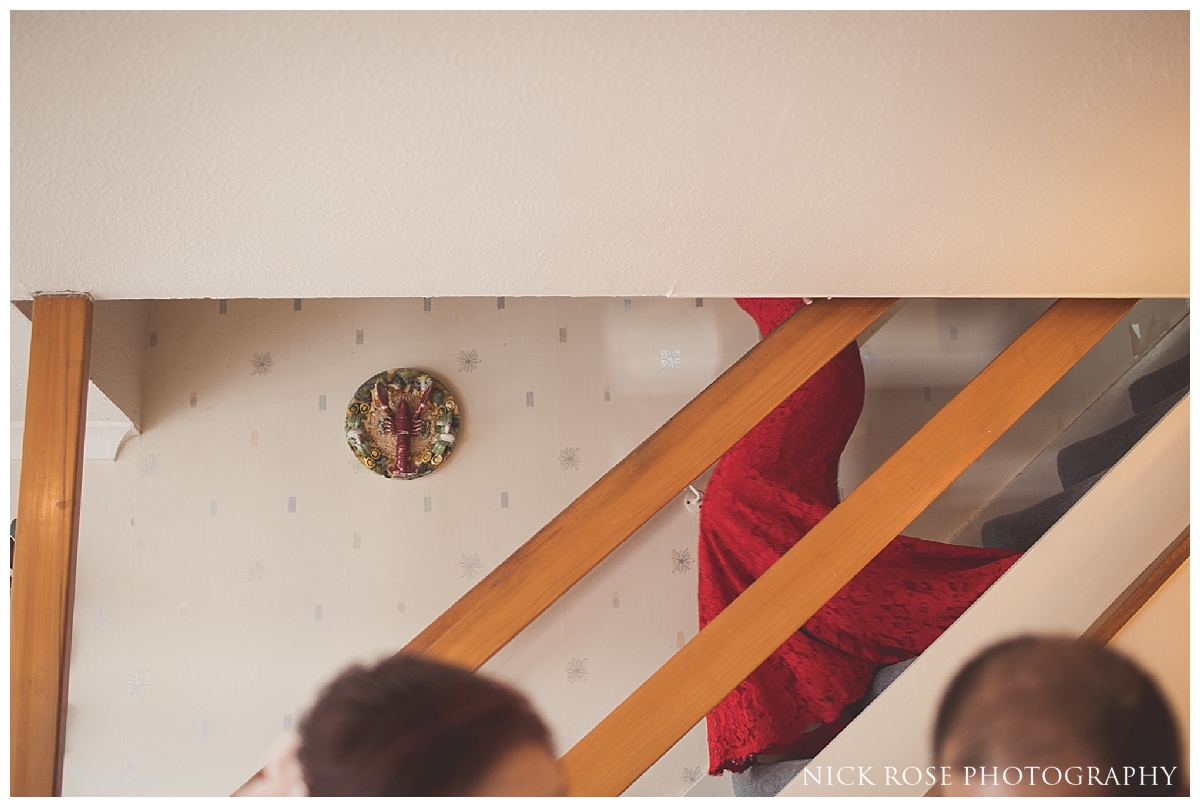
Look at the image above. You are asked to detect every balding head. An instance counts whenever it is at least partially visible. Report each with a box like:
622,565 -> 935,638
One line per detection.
933,636 -> 1181,796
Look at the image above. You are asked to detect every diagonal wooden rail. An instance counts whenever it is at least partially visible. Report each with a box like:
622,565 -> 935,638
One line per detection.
559,298 -> 1136,796
1086,526 -> 1190,645
403,298 -> 898,669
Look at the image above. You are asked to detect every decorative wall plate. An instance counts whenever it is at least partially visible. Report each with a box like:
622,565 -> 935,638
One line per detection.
345,369 -> 461,479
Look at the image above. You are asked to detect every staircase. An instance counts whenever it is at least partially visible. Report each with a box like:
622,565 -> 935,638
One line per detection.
437,297 -> 1191,796
776,392 -> 1188,796
228,297 -> 1188,796
712,316 -> 1189,797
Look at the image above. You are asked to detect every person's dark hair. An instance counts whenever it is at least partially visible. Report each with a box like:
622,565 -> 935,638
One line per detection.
296,653 -> 553,796
933,635 -> 1181,796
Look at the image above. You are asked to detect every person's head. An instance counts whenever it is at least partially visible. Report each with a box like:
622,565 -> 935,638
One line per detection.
296,653 -> 564,796
933,636 -> 1181,796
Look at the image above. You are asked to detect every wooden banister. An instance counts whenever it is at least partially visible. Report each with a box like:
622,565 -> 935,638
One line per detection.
12,295 -> 94,796
1086,525 -> 1190,645
403,298 -> 898,668
559,298 -> 1136,796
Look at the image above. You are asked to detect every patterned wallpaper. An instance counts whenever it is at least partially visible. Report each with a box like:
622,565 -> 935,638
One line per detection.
9,295 -> 1186,796
21,296 -> 758,796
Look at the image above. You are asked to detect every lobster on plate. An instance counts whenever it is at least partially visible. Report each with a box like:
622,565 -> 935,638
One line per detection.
374,378 -> 433,478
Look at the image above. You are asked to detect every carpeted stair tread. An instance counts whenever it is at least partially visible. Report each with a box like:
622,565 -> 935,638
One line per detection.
728,658 -> 914,796
731,758 -> 812,797
1128,355 -> 1189,415
864,657 -> 915,703
984,369 -> 1186,554
1057,387 -> 1187,490
981,470 -> 1104,552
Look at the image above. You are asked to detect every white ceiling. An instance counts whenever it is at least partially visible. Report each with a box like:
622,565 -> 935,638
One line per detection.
10,11 -> 1189,301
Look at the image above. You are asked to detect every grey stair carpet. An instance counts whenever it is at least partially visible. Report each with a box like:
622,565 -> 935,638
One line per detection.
983,361 -> 1187,553
729,658 -> 915,797
981,470 -> 1105,552
1128,355 -> 1189,415
732,758 -> 812,797
864,656 -> 915,702
1057,386 -> 1187,490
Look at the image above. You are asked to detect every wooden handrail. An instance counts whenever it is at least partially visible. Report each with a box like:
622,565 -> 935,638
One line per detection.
403,298 -> 898,668
1086,526 -> 1190,645
559,298 -> 1137,796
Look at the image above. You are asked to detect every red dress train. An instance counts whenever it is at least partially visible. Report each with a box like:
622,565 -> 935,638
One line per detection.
698,298 -> 1020,775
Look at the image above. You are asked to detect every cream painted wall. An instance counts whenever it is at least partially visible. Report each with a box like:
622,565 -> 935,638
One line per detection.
11,11 -> 1188,301
8,296 -> 1187,795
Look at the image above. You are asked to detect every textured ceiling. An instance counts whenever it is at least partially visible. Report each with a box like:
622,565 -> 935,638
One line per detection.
10,11 -> 1189,300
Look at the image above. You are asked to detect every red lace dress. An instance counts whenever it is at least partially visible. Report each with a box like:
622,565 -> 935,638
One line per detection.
698,298 -> 1021,774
